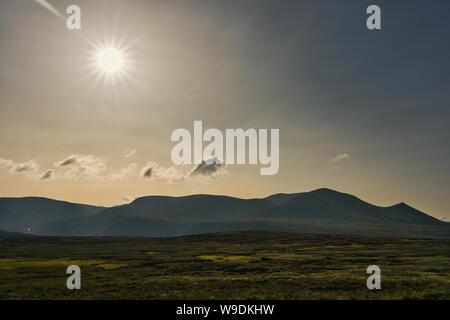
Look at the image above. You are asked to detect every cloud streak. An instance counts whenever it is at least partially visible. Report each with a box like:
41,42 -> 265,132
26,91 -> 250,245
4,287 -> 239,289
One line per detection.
0,157 -> 43,179
1,154 -> 228,183
124,149 -> 137,159
40,169 -> 53,180
110,163 -> 139,180
331,153 -> 350,163
33,0 -> 64,20
0,158 -> 39,174
11,160 -> 39,173
140,162 -> 185,182
0,158 -> 14,169
55,154 -> 107,180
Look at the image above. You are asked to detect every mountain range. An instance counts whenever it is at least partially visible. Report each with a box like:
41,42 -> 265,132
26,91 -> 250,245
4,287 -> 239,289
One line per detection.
0,188 -> 449,238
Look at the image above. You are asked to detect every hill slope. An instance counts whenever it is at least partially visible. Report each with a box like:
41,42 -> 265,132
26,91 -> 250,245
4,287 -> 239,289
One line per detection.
40,188 -> 450,238
0,229 -> 32,238
0,197 -> 104,234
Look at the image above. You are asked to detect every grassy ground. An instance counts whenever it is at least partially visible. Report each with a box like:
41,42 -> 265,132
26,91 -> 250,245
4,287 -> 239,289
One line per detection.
0,231 -> 448,299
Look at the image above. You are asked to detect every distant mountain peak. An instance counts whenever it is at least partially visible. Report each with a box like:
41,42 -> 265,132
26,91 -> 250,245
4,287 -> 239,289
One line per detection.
311,187 -> 338,193
1,190 -> 449,238
390,202 -> 416,211
394,202 -> 408,207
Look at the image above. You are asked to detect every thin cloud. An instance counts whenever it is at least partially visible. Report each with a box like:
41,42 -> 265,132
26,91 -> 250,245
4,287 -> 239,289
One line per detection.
110,163 -> 139,180
0,157 -> 41,178
1,154 -> 227,183
140,158 -> 226,182
124,149 -> 137,159
59,156 -> 77,166
331,153 -> 350,163
156,166 -> 186,182
55,154 -> 107,180
120,196 -> 134,204
11,160 -> 39,174
0,158 -> 41,178
40,169 -> 53,180
0,158 -> 14,169
141,162 -> 185,183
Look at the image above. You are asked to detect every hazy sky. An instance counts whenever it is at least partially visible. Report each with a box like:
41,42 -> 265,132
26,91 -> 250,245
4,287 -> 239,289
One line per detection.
0,0 -> 449,220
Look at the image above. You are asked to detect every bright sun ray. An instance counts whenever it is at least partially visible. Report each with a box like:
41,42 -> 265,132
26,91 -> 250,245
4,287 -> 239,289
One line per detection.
87,39 -> 135,87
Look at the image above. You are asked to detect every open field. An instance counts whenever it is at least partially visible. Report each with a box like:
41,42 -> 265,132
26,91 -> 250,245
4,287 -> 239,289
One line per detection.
0,231 -> 449,299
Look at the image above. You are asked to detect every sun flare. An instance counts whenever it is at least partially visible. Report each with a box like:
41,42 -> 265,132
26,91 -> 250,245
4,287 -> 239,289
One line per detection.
97,48 -> 123,73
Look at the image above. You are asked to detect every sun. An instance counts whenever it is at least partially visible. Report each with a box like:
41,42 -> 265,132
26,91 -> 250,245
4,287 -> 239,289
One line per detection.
97,48 -> 123,73
87,39 -> 134,86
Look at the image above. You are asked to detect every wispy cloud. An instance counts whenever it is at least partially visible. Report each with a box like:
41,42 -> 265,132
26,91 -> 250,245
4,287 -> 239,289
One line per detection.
11,160 -> 39,173
0,158 -> 14,169
119,196 -> 134,204
59,156 -> 77,166
0,158 -> 39,174
1,154 -> 228,183
55,154 -> 107,180
123,149 -> 137,159
140,162 -> 186,183
0,157 -> 42,179
331,153 -> 350,163
40,169 -> 53,180
110,163 -> 139,180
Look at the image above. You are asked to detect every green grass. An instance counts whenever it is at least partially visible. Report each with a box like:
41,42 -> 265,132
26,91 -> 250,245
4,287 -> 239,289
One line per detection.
0,231 -> 448,299
198,255 -> 250,262
0,258 -> 104,271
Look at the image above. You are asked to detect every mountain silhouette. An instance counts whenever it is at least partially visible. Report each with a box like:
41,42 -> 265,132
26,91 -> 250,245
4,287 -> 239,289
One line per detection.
0,229 -> 33,238
1,189 -> 449,238
0,197 -> 104,234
